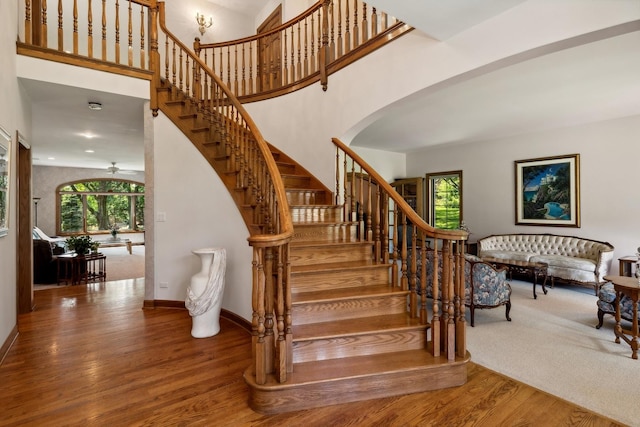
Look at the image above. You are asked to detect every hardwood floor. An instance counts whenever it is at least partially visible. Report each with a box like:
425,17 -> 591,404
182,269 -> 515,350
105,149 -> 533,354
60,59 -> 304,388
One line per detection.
0,280 -> 622,426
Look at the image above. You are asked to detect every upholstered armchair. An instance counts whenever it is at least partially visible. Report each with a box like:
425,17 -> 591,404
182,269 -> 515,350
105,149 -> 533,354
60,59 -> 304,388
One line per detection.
417,250 -> 512,327
596,281 -> 638,329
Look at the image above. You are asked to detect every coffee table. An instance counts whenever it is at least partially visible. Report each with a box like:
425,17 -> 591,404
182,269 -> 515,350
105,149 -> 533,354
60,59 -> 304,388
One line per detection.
482,257 -> 548,299
604,275 -> 639,360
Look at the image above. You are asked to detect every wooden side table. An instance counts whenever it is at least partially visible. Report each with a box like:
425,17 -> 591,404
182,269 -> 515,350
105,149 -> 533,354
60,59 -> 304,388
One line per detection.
604,275 -> 639,360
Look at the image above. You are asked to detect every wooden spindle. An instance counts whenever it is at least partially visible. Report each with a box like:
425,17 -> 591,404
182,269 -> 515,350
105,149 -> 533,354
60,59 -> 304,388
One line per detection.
371,7 -> 378,37
303,17 -> 308,77
352,0 -> 359,48
344,0 -> 350,53
87,0 -> 92,57
139,6 -> 145,69
57,0 -> 63,51
248,42 -> 254,95
128,0 -> 133,66
101,0 -> 106,60
361,4 -> 367,42
41,0 -> 48,48
114,0 -> 120,63
73,0 -> 78,54
25,0 -> 32,45
283,31 -> 288,86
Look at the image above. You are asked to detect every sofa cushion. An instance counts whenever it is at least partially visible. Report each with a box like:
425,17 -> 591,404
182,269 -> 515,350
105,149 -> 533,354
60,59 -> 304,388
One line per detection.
481,250 -> 535,262
529,255 -> 596,272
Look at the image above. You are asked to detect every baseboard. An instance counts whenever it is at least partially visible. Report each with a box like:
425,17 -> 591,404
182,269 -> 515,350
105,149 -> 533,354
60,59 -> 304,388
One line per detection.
144,299 -> 185,309
221,309 -> 252,333
0,324 -> 19,366
141,301 -> 251,333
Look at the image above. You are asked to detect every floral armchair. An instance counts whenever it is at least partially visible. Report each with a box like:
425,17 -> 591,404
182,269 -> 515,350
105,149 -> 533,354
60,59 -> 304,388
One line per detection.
596,281 -> 638,329
417,250 -> 512,327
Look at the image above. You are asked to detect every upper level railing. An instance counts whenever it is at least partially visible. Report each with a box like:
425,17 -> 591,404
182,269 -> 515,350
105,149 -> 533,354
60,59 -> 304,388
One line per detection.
194,0 -> 410,101
18,0 -> 157,79
333,138 -> 468,360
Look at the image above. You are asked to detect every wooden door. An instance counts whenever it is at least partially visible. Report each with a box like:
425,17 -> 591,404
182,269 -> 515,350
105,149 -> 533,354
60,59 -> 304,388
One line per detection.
257,5 -> 282,91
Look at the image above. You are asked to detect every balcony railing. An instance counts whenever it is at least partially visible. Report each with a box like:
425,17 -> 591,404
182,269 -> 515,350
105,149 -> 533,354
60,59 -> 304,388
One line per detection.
194,0 -> 410,101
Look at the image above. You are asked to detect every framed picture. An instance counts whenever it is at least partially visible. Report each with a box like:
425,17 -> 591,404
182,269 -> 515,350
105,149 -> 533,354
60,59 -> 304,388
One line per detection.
515,154 -> 580,227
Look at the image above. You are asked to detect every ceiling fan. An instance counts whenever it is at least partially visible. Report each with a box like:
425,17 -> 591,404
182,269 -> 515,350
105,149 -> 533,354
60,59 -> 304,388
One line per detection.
106,162 -> 138,175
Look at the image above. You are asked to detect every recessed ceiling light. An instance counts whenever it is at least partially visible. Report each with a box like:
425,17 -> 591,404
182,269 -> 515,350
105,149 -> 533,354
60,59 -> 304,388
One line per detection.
88,102 -> 103,111
85,149 -> 95,153
47,157 -> 55,160
78,132 -> 97,139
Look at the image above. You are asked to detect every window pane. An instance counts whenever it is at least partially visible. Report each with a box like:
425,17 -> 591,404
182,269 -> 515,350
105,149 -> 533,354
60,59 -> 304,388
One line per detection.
426,171 -> 462,230
86,194 -> 132,232
60,194 -> 83,232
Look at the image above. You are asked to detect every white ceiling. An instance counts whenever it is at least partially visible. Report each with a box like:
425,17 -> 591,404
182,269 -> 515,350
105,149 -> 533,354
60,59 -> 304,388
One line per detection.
22,1 -> 640,170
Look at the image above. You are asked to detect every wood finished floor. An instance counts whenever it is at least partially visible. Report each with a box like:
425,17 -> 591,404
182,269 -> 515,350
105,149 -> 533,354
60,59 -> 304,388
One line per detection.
0,281 -> 623,426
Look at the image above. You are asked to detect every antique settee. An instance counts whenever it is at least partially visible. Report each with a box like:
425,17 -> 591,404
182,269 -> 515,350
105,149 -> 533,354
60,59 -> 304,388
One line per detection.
477,234 -> 614,294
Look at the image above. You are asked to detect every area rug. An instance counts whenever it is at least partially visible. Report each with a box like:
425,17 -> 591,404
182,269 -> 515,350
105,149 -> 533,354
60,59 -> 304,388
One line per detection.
35,246 -> 145,290
466,279 -> 637,426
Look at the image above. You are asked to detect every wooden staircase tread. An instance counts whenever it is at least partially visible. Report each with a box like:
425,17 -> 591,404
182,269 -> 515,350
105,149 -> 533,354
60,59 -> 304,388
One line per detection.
292,313 -> 425,340
292,221 -> 357,226
290,240 -> 373,248
292,284 -> 408,304
290,204 -> 341,208
291,260 -> 390,273
281,349 -> 465,386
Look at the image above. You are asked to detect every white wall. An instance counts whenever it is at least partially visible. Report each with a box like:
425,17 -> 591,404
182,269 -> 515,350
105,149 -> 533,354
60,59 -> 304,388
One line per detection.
164,0 -> 255,45
0,0 -> 29,351
406,114 -> 640,274
153,113 -> 253,320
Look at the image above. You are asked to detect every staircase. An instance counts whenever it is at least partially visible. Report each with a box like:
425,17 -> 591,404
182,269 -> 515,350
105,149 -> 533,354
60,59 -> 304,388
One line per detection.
156,81 -> 469,414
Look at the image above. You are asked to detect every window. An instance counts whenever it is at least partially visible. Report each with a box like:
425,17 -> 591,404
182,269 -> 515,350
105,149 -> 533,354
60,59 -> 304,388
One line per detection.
57,179 -> 144,235
426,171 -> 462,229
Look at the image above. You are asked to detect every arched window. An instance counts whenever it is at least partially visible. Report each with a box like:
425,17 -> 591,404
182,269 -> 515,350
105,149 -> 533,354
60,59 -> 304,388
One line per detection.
57,179 -> 144,235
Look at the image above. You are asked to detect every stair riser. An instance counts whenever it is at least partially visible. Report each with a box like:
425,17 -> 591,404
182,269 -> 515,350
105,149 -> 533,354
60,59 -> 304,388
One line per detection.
245,362 -> 467,414
292,294 -> 407,325
292,224 -> 357,243
290,245 -> 372,266
277,163 -> 297,174
291,267 -> 390,292
283,176 -> 311,188
287,190 -> 331,205
291,206 -> 343,223
293,330 -> 426,363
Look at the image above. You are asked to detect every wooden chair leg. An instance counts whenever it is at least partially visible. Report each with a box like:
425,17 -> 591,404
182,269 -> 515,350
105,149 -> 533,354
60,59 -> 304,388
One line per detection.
505,301 -> 511,322
596,308 -> 606,329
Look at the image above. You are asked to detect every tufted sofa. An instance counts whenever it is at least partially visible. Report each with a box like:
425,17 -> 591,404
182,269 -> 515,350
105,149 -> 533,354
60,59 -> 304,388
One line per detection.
417,250 -> 512,327
477,233 -> 614,294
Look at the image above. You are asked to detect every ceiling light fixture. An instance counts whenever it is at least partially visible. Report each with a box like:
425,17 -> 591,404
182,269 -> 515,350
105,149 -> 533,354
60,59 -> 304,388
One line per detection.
88,102 -> 103,111
196,12 -> 213,36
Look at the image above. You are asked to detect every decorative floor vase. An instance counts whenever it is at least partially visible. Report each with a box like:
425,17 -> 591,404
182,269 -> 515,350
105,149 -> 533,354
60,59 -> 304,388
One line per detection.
185,247 -> 227,338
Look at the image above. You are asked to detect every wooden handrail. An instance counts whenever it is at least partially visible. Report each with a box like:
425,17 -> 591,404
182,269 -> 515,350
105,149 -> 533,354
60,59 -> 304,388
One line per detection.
194,0 -> 410,100
332,138 -> 468,360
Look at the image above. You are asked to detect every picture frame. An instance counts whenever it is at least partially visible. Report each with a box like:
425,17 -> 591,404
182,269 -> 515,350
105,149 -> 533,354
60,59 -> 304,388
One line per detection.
515,154 -> 580,227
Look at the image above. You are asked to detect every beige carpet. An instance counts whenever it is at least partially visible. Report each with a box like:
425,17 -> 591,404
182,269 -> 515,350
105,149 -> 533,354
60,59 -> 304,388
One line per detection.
467,279 -> 637,426
35,246 -> 145,290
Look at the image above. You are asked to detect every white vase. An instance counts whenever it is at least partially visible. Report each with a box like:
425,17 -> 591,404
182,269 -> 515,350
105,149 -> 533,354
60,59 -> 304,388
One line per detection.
185,247 -> 227,338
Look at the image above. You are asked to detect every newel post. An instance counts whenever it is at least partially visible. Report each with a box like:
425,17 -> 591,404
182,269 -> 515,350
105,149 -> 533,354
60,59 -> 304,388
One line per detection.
319,0 -> 330,91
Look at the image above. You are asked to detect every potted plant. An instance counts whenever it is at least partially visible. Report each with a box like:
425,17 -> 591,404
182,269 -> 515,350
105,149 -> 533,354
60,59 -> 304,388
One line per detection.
65,235 -> 97,256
